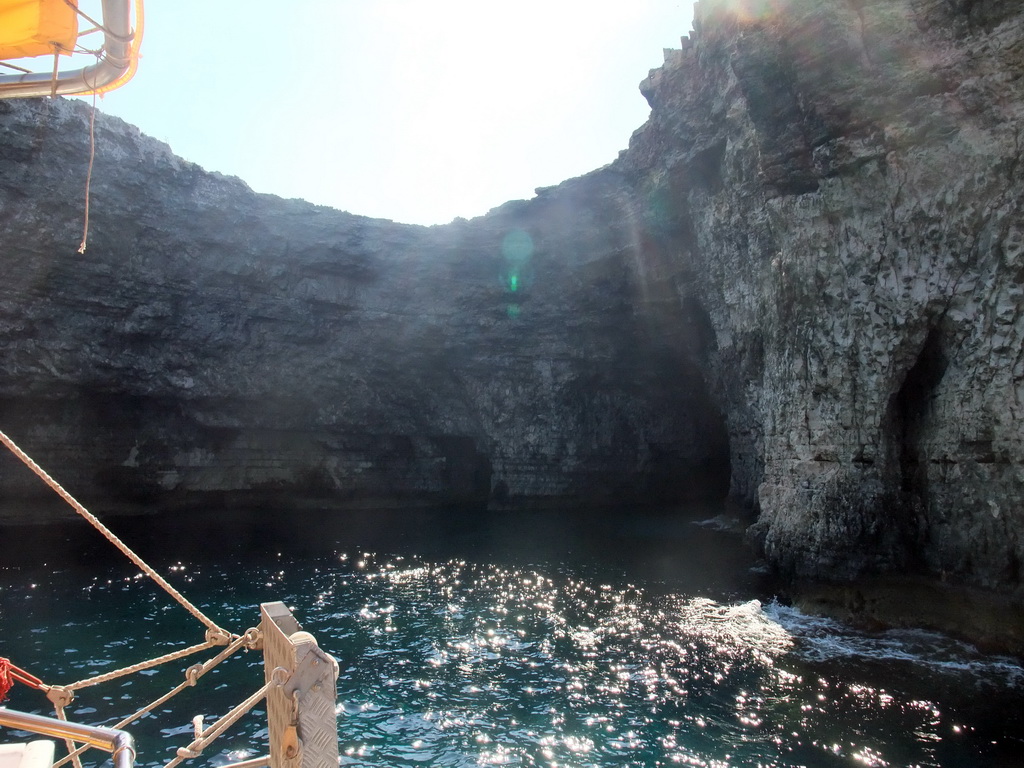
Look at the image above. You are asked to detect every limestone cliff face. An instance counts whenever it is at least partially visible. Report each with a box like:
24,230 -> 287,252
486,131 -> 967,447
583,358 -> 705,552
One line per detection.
0,99 -> 727,522
1,0 -> 1022,614
621,0 -> 1024,597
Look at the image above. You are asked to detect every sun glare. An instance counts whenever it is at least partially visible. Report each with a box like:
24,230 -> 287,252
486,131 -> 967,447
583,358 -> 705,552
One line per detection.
66,0 -> 694,225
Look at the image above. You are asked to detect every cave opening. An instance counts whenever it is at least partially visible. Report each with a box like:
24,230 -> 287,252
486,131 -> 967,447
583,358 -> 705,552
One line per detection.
672,295 -> 732,505
890,327 -> 948,499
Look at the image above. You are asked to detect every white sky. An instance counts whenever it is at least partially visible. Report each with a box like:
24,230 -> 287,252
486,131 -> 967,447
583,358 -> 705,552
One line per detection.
74,1 -> 695,225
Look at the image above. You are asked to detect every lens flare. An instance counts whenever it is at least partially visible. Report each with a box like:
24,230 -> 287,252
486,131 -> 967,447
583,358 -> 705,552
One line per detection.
500,228 -> 534,298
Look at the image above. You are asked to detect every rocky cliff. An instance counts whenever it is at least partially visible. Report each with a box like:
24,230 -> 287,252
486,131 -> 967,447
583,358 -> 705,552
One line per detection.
620,0 -> 1024,632
1,0 -> 1022,635
0,98 -> 728,523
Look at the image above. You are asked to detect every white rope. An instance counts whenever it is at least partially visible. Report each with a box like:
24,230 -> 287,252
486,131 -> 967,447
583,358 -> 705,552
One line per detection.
217,757 -> 270,768
0,432 -> 279,768
53,705 -> 85,768
51,634 -> 255,768
77,87 -> 97,254
0,428 -> 228,635
65,639 -> 219,692
163,682 -> 272,768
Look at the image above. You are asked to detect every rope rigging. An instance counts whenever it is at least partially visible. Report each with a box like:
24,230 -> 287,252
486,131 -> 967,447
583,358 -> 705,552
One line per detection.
61,0 -> 136,45
0,428 -> 227,635
0,658 -> 12,703
0,428 -> 272,767
0,657 -> 48,702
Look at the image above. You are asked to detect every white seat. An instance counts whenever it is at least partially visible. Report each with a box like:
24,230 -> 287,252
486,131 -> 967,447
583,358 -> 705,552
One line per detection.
0,741 -> 55,768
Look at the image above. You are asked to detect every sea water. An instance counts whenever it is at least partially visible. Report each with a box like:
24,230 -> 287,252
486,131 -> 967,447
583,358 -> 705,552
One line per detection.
1,506 -> 1023,768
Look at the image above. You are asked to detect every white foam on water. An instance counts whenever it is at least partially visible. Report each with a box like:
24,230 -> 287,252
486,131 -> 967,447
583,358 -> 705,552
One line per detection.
763,601 -> 1024,688
679,597 -> 795,660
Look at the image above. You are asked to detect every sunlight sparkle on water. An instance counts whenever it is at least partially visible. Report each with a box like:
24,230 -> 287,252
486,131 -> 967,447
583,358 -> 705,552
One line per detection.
324,555 -> 818,767
3,549 -> 1022,768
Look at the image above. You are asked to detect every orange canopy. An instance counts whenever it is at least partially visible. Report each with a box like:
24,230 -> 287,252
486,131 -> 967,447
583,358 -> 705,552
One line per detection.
0,0 -> 79,59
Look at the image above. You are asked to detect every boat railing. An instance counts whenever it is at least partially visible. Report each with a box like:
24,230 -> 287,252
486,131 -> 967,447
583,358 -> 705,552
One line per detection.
0,710 -> 134,768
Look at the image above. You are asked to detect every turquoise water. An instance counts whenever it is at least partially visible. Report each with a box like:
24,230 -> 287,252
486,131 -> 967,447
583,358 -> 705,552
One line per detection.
1,507 -> 1023,767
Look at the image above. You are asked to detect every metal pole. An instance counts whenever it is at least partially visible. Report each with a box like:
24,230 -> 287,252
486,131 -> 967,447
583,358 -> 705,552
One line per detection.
0,707 -> 135,768
0,0 -> 135,98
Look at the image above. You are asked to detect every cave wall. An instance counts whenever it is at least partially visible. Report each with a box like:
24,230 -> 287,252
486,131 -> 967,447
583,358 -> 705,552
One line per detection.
1,0 -> 1021,607
0,98 -> 728,522
621,0 -> 1024,594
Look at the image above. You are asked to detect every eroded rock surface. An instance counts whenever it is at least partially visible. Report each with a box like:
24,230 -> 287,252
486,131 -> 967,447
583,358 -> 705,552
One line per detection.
0,99 -> 727,523
622,0 -> 1024,598
1,0 -> 1022,618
